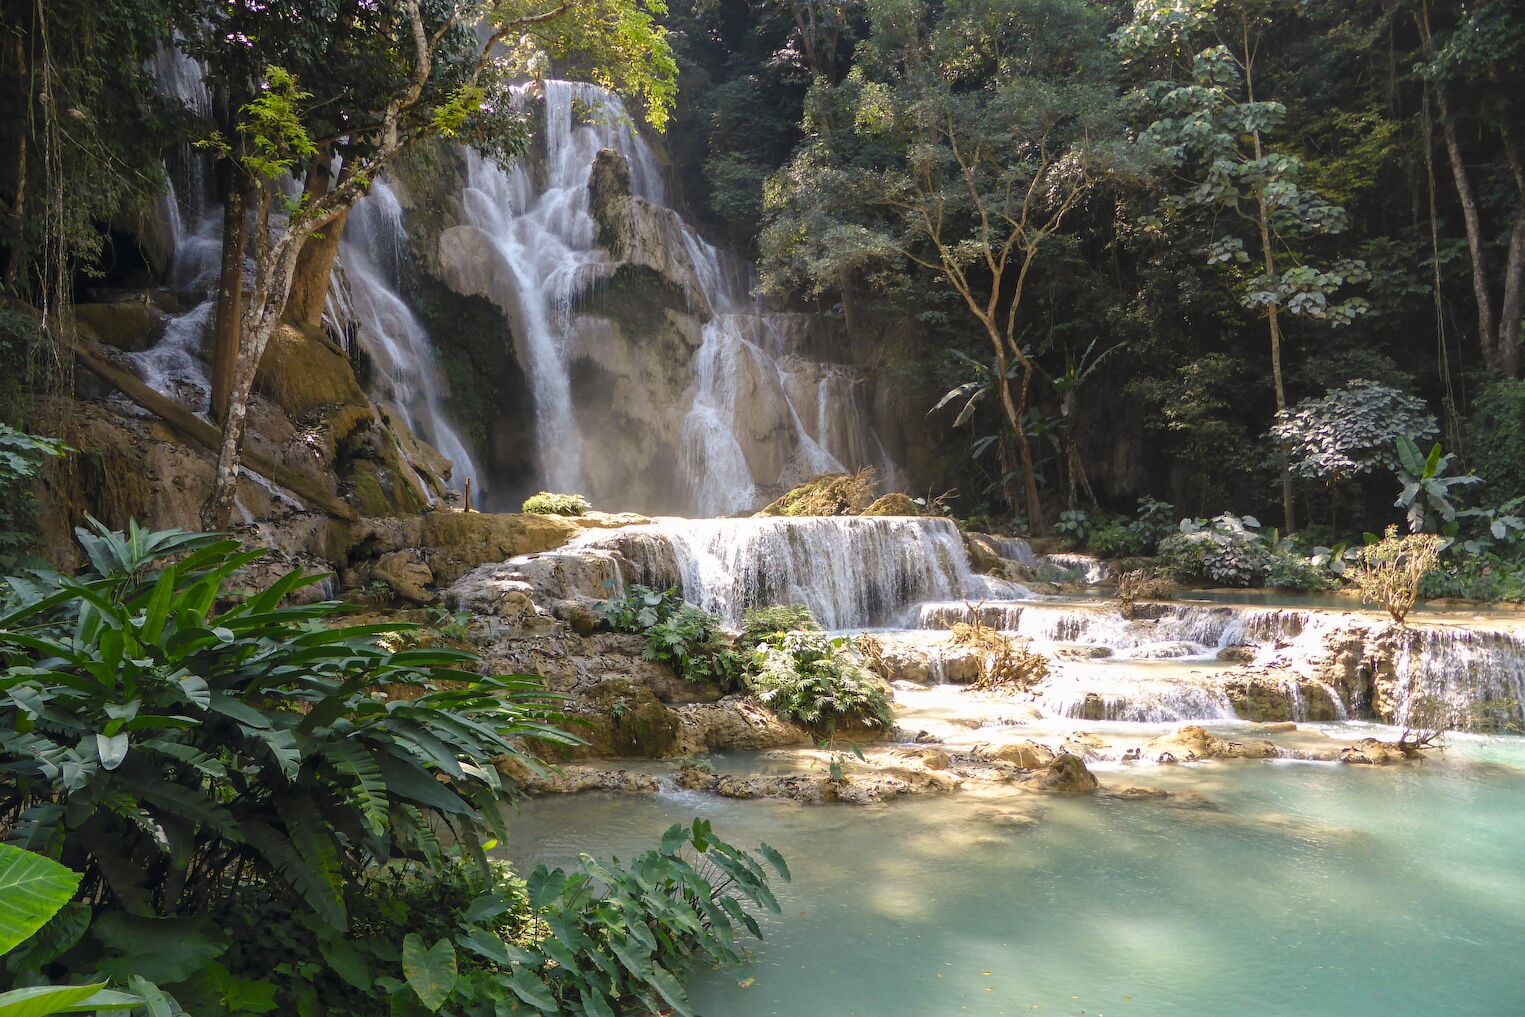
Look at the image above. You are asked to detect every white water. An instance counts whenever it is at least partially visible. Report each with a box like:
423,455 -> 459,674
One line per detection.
456,79 -> 893,513
333,180 -> 479,494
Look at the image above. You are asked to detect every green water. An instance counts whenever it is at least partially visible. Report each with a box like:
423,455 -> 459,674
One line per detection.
501,737 -> 1525,1017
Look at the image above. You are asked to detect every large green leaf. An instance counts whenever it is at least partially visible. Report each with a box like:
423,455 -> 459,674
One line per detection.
92,913 -> 230,984
0,845 -> 81,956
0,983 -> 138,1016
401,934 -> 457,1012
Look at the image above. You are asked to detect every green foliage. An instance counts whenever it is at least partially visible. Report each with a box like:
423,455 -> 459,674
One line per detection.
1158,513 -> 1273,586
600,586 -> 746,685
237,66 -> 319,180
1271,380 -> 1438,483
0,846 -> 147,1016
0,426 -> 69,570
740,604 -> 822,647
1264,551 -> 1329,592
1469,379 -> 1525,503
1053,510 -> 1095,549
1419,550 -> 1525,603
1394,438 -> 1480,533
748,633 -> 892,731
0,519 -> 574,939
520,492 -> 591,516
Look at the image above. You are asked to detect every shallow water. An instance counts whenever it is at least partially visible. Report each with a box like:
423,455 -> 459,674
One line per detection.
501,737 -> 1525,1017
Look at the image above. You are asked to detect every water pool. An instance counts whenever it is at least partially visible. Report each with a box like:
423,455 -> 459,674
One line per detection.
500,738 -> 1525,1017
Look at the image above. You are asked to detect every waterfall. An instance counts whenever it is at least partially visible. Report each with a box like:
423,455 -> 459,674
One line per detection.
585,516 -> 1031,628
1392,626 -> 1525,730
458,81 -> 662,492
454,79 -> 895,513
334,180 -> 479,494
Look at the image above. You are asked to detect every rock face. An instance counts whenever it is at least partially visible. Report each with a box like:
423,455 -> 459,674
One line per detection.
1146,725 -> 1280,763
1019,753 -> 1100,793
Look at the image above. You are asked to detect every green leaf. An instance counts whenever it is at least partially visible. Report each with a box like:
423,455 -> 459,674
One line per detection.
0,983 -> 139,1016
401,934 -> 457,1012
92,913 -> 230,984
756,843 -> 791,881
0,844 -> 81,956
95,732 -> 129,770
506,968 -> 558,1013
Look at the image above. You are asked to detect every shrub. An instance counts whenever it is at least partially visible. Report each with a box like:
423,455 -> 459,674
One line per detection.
1117,569 -> 1172,617
601,585 -> 746,685
1350,526 -> 1445,622
949,615 -> 1050,689
0,423 -> 69,568
1418,549 -> 1525,603
1271,379 -> 1437,484
521,491 -> 591,515
748,632 -> 892,731
1089,521 -> 1145,558
216,822 -> 785,1017
1469,378 -> 1525,503
1053,508 -> 1094,549
0,520 -> 573,948
1265,551 -> 1330,592
1157,513 -> 1273,586
740,603 -> 821,646
1127,496 -> 1177,552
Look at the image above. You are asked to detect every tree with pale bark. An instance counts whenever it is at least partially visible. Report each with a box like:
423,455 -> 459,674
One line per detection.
760,0 -> 1134,531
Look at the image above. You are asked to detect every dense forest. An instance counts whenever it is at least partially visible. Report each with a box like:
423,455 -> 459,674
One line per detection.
1,0 -> 1525,1014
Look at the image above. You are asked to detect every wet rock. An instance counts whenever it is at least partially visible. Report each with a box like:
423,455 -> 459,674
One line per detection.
1216,644 -> 1257,664
75,299 -> 166,352
920,749 -> 952,770
674,698 -> 813,755
514,764 -> 662,795
1145,724 -> 1279,762
974,806 -> 1039,828
1099,783 -> 1170,800
1338,737 -> 1417,765
1019,753 -> 1099,793
986,741 -> 1056,769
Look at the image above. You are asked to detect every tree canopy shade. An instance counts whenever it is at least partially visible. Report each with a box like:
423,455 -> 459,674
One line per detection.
760,0 -> 1140,528
173,0 -> 678,525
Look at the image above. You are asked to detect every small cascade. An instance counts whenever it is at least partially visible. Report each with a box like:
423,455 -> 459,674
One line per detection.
1391,625 -> 1525,730
990,537 -> 1037,567
587,516 -> 1030,628
333,180 -> 479,494
1042,553 -> 1111,584
1037,678 -> 1238,723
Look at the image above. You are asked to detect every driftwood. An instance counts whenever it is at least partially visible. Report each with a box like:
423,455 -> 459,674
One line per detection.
70,337 -> 359,521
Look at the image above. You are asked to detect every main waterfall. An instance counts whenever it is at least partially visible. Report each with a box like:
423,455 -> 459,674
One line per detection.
450,80 -> 896,515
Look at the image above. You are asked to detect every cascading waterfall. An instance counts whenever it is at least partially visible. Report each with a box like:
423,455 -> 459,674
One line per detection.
1392,625 -> 1525,730
587,516 -> 1031,628
456,79 -> 894,513
331,180 -> 479,494
458,81 -> 664,492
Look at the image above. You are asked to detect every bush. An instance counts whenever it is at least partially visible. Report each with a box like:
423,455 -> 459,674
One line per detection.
1265,551 -> 1330,592
0,423 -> 69,568
748,632 -> 892,731
1053,508 -> 1094,548
1157,513 -> 1273,586
1418,549 -> 1525,603
948,616 -> 1050,689
1470,378 -> 1525,503
1089,521 -> 1145,558
740,603 -> 821,647
521,491 -> 591,515
0,520 -> 573,988
1351,526 -> 1445,622
601,585 -> 746,685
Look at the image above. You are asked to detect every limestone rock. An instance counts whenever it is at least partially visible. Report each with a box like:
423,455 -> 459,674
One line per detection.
1145,724 -> 1279,762
373,549 -> 435,605
1338,737 -> 1417,765
74,299 -> 166,352
1019,753 -> 1099,793
674,698 -> 813,756
987,741 -> 1056,769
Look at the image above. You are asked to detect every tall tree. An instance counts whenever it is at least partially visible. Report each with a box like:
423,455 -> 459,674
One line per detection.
1115,0 -> 1371,532
761,0 -> 1133,530
185,0 -> 676,526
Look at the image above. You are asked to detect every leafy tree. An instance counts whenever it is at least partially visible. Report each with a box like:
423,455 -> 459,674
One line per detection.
762,0 -> 1135,529
1115,0 -> 1371,532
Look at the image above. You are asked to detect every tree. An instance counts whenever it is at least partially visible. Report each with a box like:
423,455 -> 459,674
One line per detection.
1115,0 -> 1371,533
187,0 -> 676,526
1416,0 -> 1525,377
1270,379 -> 1437,528
761,0 -> 1134,530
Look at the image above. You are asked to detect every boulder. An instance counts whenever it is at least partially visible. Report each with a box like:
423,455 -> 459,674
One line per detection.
987,740 -> 1056,769
1145,724 -> 1279,762
373,548 -> 434,605
1018,752 -> 1098,793
862,493 -> 921,517
74,299 -> 166,352
1339,737 -> 1417,765
255,324 -> 368,418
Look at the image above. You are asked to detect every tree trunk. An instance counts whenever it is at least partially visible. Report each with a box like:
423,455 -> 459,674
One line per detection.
210,175 -> 248,421
1013,363 -> 1044,532
1497,133 -> 1525,377
284,160 -> 345,330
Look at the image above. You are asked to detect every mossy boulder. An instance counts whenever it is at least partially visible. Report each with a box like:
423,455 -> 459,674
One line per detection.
417,512 -> 579,583
256,323 -> 368,418
74,299 -> 166,352
757,469 -> 877,517
861,493 -> 921,517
